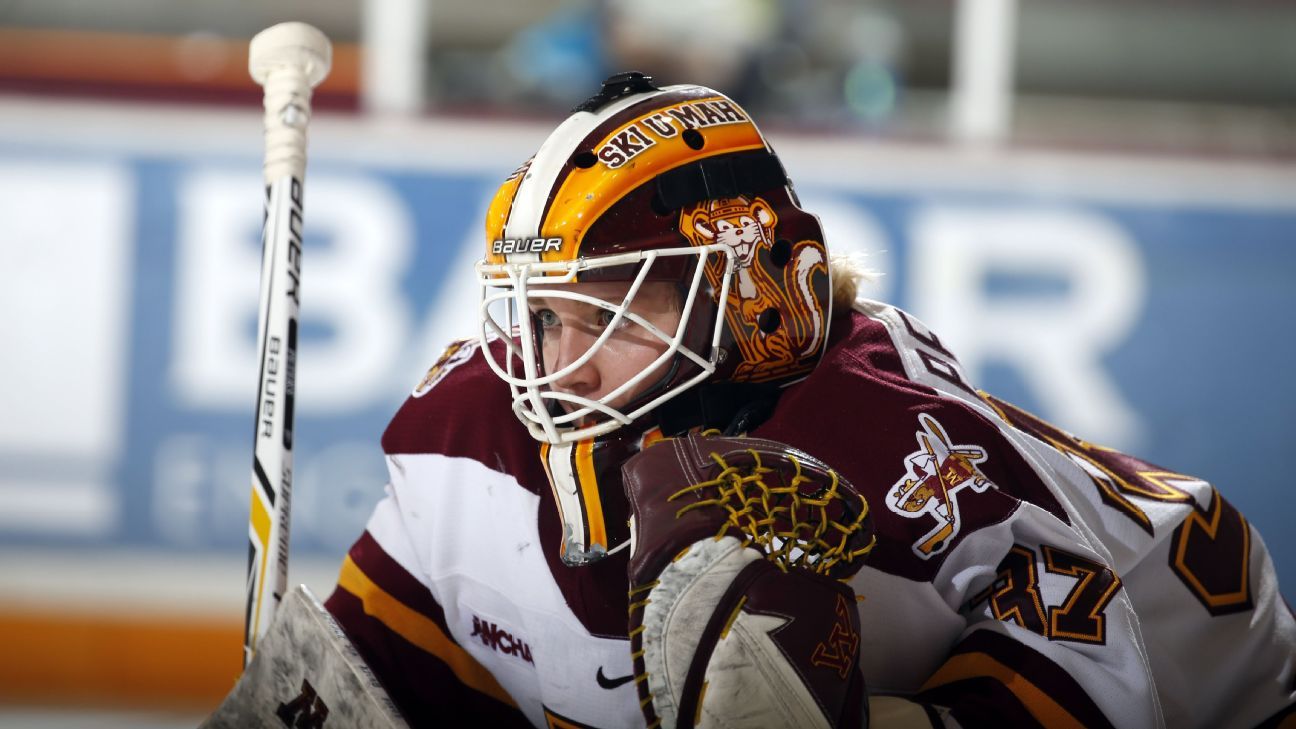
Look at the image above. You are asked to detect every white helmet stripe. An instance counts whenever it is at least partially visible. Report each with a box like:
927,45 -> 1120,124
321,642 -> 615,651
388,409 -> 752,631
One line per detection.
502,87 -> 676,241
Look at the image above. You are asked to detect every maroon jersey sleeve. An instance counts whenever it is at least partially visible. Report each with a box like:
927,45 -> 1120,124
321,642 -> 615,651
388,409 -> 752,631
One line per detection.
753,307 -> 1160,728
324,531 -> 531,727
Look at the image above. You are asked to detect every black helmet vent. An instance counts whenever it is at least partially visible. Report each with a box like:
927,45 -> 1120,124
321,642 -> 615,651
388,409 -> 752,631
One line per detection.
572,71 -> 660,114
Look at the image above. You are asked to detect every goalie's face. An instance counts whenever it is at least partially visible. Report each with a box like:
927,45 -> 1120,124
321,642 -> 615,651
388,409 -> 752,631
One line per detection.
531,280 -> 682,417
477,249 -> 726,445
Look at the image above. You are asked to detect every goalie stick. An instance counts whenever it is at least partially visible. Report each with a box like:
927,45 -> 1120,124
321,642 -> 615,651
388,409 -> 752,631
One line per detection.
244,21 -> 332,667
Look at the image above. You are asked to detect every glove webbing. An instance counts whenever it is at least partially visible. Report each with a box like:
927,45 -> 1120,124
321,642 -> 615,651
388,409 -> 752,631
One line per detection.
669,449 -> 876,577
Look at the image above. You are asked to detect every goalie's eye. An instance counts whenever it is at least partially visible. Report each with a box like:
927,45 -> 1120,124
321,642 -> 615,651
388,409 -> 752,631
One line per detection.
535,308 -> 560,330
596,308 -> 619,329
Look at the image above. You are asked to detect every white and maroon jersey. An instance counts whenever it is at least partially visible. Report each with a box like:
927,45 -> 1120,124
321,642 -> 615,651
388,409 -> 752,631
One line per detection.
325,303 -> 1296,729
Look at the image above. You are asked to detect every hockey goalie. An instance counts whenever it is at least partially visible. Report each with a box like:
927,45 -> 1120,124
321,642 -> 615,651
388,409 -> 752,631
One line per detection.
208,73 -> 1296,728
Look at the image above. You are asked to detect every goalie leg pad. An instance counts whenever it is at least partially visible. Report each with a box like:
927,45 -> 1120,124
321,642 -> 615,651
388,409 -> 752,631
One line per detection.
201,585 -> 407,729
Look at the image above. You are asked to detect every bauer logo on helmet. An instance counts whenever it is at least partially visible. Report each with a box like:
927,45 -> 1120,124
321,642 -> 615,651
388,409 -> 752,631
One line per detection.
491,237 -> 564,255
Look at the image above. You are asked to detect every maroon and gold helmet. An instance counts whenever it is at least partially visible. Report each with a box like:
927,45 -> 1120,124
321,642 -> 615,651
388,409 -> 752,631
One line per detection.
476,72 -> 832,445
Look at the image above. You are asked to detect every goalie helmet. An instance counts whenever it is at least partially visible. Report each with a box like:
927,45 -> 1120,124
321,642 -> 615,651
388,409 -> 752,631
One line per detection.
476,72 -> 833,447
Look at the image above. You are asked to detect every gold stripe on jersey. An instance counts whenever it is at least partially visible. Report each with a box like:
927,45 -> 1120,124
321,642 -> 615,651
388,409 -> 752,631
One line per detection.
335,555 -> 519,709
574,438 -> 608,550
921,652 -> 1086,729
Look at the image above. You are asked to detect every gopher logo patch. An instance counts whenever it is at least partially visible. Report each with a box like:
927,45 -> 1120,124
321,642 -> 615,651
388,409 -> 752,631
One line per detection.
413,338 -> 479,397
887,413 -> 995,559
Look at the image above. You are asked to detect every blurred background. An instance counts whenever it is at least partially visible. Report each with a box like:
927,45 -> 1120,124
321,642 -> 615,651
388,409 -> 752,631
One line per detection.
0,0 -> 1293,725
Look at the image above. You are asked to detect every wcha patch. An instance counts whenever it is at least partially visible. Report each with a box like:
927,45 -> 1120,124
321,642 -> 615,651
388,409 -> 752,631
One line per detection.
469,613 -> 535,665
886,413 -> 995,560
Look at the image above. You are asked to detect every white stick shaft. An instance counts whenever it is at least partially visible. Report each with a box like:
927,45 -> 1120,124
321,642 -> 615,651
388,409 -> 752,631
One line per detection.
245,22 -> 331,667
245,173 -> 304,666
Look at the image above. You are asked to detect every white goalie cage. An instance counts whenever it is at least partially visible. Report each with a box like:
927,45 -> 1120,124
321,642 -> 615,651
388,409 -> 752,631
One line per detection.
475,244 -> 735,444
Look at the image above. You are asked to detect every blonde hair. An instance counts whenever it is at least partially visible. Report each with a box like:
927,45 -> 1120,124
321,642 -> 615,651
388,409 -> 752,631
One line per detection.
829,253 -> 880,315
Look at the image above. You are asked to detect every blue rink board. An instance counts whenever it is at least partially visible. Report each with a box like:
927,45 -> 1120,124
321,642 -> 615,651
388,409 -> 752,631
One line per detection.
1,149 -> 1292,604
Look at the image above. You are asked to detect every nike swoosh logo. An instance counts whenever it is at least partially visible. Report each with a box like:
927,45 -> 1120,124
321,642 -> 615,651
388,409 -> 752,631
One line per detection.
596,666 -> 634,690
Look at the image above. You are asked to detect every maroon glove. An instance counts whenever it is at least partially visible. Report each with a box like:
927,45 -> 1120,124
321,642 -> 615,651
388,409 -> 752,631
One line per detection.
621,434 -> 875,729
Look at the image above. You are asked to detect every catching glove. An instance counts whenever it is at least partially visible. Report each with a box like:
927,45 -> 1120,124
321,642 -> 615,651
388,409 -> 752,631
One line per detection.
622,434 -> 876,729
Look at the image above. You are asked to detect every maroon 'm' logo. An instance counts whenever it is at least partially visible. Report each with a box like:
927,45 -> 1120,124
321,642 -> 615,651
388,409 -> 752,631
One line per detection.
810,595 -> 858,679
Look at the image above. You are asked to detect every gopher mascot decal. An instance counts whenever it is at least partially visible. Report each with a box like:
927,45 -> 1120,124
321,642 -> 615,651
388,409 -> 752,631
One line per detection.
681,195 -> 827,383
